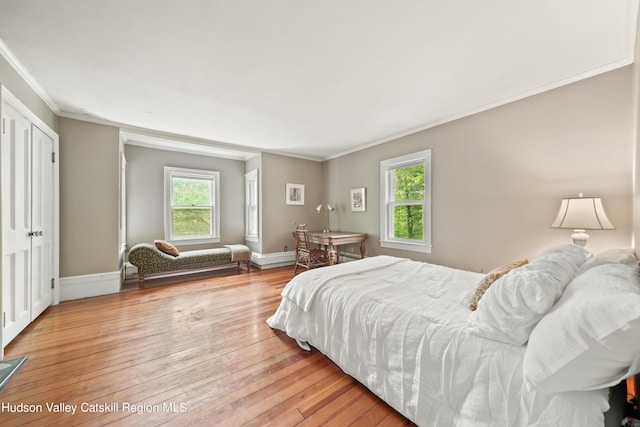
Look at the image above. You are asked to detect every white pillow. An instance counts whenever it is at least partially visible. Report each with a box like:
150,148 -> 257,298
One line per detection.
467,244 -> 590,345
578,247 -> 637,273
523,263 -> 640,393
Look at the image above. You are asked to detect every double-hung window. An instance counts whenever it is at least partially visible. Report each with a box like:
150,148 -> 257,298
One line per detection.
164,167 -> 220,244
379,150 -> 431,253
245,169 -> 259,242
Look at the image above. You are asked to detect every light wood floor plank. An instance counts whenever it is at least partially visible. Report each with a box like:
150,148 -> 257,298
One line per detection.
1,267 -> 413,426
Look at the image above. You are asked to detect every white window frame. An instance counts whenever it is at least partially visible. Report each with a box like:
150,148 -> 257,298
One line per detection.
164,166 -> 220,244
379,149 -> 432,253
245,169 -> 259,242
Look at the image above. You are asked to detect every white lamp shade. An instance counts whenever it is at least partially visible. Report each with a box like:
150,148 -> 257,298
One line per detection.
551,197 -> 615,230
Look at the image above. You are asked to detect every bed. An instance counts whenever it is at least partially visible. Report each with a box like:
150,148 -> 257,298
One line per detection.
267,244 -> 640,426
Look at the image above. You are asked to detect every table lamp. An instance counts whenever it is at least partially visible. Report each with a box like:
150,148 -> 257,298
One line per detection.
550,193 -> 615,246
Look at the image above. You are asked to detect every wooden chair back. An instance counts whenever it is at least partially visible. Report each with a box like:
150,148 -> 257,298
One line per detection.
294,225 -> 311,253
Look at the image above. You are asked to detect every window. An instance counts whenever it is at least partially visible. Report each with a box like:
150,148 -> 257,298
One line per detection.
245,169 -> 259,242
380,150 -> 431,253
164,167 -> 220,243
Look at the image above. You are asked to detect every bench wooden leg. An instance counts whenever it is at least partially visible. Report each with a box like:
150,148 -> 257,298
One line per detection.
138,275 -> 145,287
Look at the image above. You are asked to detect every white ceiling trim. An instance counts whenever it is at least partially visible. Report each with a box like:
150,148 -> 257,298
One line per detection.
0,0 -> 639,161
120,130 -> 258,161
328,3 -> 640,161
0,38 -> 59,113
328,54 -> 637,161
0,41 -> 316,162
3,26 -> 636,164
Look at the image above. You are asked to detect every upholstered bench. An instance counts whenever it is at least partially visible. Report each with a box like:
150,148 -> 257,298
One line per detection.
128,242 -> 251,285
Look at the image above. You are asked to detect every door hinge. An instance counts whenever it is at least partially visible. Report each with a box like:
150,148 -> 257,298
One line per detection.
2,312 -> 5,328
52,152 -> 56,163
51,278 -> 55,289
2,118 -> 5,134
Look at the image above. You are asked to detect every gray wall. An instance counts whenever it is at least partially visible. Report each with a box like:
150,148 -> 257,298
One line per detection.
633,15 -> 640,252
325,67 -> 634,272
261,152 -> 324,254
3,45 -> 639,279
125,145 -> 246,251
58,118 -> 120,277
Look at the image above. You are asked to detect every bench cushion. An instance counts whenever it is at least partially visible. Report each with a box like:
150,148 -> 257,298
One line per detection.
224,244 -> 252,262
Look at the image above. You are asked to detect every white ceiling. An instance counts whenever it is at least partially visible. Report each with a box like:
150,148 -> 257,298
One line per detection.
0,1 -> 637,160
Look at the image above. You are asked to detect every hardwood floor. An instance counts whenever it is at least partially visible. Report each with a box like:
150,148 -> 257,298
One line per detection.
1,267 -> 414,426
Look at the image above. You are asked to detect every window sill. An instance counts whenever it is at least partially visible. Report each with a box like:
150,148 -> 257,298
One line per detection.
380,239 -> 432,254
169,237 -> 221,245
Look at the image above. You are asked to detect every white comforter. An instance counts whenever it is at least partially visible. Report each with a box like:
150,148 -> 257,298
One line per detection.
267,256 -> 609,427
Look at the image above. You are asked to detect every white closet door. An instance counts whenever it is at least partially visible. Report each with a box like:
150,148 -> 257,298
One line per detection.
30,125 -> 53,320
1,104 -> 32,346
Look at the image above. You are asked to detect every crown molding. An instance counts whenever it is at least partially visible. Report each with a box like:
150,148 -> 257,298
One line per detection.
0,37 -> 60,113
120,130 -> 259,161
326,56 -> 635,162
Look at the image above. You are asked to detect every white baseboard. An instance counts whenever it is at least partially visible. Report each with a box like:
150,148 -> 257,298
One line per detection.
125,262 -> 138,279
250,251 -> 360,269
60,253 -> 296,300
60,271 -> 121,301
251,251 -> 295,269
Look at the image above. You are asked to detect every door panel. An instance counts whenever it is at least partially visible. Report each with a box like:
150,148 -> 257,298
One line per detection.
2,105 -> 32,346
30,125 -> 53,319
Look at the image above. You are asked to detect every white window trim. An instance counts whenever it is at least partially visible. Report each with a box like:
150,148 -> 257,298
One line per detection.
164,166 -> 220,244
245,169 -> 259,242
379,149 -> 432,253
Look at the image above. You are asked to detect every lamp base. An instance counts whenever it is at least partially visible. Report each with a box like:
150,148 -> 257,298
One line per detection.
571,229 -> 589,247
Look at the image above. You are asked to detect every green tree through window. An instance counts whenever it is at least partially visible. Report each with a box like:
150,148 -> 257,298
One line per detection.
392,164 -> 424,240
380,149 -> 431,253
164,167 -> 220,243
172,177 -> 213,237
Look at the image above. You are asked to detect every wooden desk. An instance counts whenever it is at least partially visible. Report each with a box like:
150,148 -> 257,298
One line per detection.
306,231 -> 368,266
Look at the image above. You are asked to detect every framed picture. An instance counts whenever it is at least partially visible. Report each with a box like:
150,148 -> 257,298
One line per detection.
350,187 -> 366,212
285,183 -> 305,205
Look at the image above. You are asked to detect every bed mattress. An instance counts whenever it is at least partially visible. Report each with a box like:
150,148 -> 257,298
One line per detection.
267,255 -> 608,427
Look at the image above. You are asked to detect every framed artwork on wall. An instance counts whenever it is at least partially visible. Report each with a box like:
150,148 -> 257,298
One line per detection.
286,183 -> 305,205
350,187 -> 366,212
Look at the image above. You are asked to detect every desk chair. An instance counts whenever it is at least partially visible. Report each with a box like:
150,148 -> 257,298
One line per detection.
294,225 -> 329,274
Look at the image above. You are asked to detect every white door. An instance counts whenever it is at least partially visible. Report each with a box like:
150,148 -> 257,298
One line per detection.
1,102 -> 54,347
30,125 -> 53,319
1,103 -> 32,346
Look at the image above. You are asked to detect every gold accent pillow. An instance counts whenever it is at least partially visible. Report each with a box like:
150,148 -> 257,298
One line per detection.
154,240 -> 180,257
469,259 -> 528,311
